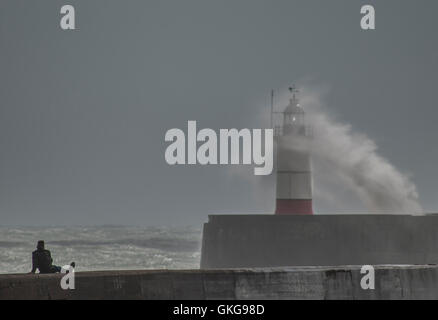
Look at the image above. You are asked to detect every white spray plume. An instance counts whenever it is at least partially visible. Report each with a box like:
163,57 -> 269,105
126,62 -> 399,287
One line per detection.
277,85 -> 422,215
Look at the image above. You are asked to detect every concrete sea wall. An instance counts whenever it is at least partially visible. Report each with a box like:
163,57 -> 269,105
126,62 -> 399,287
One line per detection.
1,265 -> 438,299
201,215 -> 438,268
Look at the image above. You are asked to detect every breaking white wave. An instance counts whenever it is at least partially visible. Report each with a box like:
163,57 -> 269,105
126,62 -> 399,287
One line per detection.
280,86 -> 423,214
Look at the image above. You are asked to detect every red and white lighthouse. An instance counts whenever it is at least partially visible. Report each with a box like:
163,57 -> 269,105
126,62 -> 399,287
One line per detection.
273,86 -> 313,215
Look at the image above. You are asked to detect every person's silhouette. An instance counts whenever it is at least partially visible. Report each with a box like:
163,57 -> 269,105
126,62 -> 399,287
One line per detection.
29,240 -> 75,274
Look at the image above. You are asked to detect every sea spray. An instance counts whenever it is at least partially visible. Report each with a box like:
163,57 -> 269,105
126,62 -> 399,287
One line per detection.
282,87 -> 423,214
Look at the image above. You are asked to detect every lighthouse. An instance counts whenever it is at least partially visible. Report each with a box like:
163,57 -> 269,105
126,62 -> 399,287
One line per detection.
273,86 -> 313,215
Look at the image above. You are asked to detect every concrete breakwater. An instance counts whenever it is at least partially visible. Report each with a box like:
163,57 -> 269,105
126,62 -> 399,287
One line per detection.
201,215 -> 438,268
1,265 -> 438,299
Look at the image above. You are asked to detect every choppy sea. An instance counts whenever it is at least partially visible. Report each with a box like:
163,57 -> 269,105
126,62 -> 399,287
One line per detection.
0,226 -> 202,274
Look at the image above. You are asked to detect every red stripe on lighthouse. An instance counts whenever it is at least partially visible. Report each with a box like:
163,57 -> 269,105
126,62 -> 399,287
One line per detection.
275,199 -> 313,215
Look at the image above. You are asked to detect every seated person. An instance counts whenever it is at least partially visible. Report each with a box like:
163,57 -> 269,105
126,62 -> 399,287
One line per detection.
30,240 -> 75,274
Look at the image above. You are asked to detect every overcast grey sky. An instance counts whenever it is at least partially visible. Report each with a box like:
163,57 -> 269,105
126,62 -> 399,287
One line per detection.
0,0 -> 437,226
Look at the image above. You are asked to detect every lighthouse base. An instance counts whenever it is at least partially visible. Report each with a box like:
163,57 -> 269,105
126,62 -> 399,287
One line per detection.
275,199 -> 313,215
